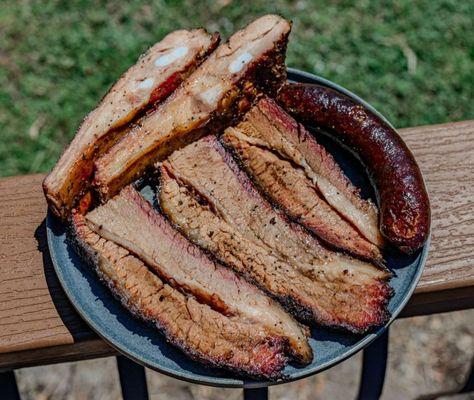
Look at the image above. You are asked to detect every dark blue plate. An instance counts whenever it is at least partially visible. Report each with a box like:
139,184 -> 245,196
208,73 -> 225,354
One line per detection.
47,69 -> 429,388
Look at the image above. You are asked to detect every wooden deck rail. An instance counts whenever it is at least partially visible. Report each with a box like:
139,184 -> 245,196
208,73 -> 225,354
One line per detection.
0,120 -> 473,372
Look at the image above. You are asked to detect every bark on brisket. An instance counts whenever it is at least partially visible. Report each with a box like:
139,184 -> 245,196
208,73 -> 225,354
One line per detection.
94,15 -> 291,199
71,211 -> 289,379
221,127 -> 383,263
44,29 -> 219,220
229,96 -> 383,248
84,186 -> 311,364
159,137 -> 392,333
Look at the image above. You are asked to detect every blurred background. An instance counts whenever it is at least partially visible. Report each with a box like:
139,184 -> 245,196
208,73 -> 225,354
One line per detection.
1,0 -> 473,399
1,0 -> 473,177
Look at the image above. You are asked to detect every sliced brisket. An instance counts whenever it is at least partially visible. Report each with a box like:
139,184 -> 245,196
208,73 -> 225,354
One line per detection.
221,121 -> 382,263
94,15 -> 291,199
225,97 -> 383,248
44,29 -> 219,219
71,212 -> 290,379
159,137 -> 392,333
84,186 -> 311,364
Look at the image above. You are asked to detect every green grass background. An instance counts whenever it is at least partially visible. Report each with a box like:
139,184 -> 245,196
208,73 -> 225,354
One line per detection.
0,0 -> 472,177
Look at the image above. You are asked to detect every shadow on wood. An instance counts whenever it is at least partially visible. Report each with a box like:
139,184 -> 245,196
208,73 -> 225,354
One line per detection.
34,219 -> 93,342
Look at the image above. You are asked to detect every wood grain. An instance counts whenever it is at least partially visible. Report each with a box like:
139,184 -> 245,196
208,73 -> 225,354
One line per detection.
400,120 -> 474,293
0,175 -> 90,354
0,120 -> 472,370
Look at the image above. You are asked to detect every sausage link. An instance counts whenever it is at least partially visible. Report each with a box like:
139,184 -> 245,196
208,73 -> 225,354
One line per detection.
277,83 -> 430,253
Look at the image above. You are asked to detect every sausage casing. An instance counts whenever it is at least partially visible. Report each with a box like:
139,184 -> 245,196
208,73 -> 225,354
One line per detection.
277,83 -> 430,253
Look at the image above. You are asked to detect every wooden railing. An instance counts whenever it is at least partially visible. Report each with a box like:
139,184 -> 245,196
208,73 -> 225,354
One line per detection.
0,120 -> 473,399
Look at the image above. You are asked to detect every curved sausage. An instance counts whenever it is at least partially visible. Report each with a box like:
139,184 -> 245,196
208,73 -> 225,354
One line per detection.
277,83 -> 430,253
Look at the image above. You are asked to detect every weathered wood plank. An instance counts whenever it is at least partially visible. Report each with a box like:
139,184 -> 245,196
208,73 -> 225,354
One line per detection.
0,120 -> 472,369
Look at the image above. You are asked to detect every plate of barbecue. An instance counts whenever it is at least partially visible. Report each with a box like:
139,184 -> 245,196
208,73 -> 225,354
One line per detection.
44,15 -> 431,387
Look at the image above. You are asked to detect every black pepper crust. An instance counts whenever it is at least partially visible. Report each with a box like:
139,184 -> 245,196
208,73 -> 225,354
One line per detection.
94,26 -> 291,201
43,30 -> 220,220
68,213 -> 288,380
157,141 -> 393,336
219,133 -> 391,271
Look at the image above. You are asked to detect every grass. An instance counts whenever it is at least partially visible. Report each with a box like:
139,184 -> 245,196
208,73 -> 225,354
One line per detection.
0,0 -> 472,177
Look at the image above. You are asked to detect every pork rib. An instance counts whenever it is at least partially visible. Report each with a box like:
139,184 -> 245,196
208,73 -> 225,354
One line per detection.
84,186 -> 311,364
159,137 -> 392,333
44,29 -> 219,219
221,98 -> 382,263
71,212 -> 290,379
94,15 -> 291,199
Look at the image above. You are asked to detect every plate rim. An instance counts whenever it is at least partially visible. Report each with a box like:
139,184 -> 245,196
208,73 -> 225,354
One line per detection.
47,68 -> 430,388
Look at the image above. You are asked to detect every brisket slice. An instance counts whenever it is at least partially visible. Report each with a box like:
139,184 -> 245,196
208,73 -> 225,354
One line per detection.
227,96 -> 382,247
221,126 -> 382,264
71,212 -> 288,379
159,137 -> 392,333
44,29 -> 219,220
94,15 -> 291,199
85,186 -> 311,364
